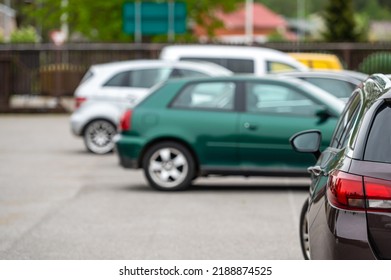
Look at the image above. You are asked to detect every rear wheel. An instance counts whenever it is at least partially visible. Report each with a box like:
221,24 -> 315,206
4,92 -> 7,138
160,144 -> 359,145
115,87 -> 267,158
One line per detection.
299,199 -> 310,260
83,119 -> 116,154
143,141 -> 195,191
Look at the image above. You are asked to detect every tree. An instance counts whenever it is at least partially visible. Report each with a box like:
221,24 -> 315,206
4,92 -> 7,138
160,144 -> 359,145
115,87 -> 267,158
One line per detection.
322,0 -> 362,42
22,0 -> 241,43
23,0 -> 131,42
359,0 -> 391,20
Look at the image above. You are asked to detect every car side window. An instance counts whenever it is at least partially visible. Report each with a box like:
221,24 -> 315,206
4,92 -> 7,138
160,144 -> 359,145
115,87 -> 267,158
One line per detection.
225,59 -> 254,73
330,91 -> 361,149
304,77 -> 356,99
170,68 -> 209,78
104,71 -> 129,87
171,82 -> 236,111
338,103 -> 360,148
104,68 -> 171,88
245,82 -> 322,116
131,68 -> 170,88
80,70 -> 93,84
266,61 -> 298,73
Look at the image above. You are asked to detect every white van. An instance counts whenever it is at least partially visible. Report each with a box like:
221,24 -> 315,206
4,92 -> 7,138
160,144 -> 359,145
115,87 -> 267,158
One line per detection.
160,45 -> 308,75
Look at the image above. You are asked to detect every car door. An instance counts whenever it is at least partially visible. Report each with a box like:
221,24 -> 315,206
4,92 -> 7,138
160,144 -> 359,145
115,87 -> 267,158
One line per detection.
309,90 -> 361,202
238,81 -> 336,172
169,81 -> 239,167
307,91 -> 362,258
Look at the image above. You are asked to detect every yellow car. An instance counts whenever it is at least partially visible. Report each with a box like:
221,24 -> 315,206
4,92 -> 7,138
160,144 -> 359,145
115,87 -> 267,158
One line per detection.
288,53 -> 344,70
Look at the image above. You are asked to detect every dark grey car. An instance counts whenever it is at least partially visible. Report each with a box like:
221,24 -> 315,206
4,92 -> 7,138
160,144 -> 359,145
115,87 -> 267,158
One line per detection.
291,74 -> 391,259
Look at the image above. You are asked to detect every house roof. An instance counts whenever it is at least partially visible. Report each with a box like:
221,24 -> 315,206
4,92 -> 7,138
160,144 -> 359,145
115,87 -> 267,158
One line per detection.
193,2 -> 291,42
216,3 -> 286,30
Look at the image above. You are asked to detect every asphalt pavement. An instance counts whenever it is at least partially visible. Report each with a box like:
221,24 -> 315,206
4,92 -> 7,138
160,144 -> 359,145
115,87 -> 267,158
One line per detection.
0,114 -> 309,260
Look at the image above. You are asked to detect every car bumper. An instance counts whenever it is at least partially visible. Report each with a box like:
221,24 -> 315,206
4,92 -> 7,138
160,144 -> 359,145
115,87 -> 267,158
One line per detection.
70,110 -> 85,136
310,201 -> 377,259
113,134 -> 144,169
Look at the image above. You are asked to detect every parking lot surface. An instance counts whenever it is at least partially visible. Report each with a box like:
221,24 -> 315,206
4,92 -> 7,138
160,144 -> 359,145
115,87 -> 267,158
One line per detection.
0,115 -> 309,259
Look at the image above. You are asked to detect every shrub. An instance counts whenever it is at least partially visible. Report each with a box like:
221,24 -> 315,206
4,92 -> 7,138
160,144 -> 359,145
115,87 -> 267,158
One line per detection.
10,26 -> 40,43
358,52 -> 391,74
267,30 -> 286,42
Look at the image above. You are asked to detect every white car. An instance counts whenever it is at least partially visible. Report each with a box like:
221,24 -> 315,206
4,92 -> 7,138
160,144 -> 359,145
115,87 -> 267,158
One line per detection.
70,59 -> 232,154
159,45 -> 308,75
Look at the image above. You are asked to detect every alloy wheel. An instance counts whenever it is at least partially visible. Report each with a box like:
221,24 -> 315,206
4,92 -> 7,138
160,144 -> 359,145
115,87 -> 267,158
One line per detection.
84,120 -> 116,154
148,147 -> 189,189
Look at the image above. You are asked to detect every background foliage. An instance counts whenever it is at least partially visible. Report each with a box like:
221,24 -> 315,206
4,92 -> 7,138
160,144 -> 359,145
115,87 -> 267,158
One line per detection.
22,0 -> 241,42
322,0 -> 362,42
13,0 -> 391,43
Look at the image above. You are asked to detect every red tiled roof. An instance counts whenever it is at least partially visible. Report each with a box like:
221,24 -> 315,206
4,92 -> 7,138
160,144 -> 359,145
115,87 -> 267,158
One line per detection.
217,3 -> 286,30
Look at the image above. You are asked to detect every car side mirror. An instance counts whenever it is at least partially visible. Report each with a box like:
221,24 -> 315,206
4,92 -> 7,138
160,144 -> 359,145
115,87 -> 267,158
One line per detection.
315,107 -> 332,124
290,130 -> 322,159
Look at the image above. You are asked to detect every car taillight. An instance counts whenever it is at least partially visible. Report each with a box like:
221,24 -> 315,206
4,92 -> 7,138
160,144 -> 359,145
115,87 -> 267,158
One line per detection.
327,171 -> 391,212
364,177 -> 391,211
327,171 -> 365,211
75,97 -> 87,109
119,109 -> 132,131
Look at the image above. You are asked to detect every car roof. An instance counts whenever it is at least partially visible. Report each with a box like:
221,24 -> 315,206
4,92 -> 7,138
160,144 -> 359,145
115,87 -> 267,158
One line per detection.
89,59 -> 233,75
160,45 -> 308,70
162,44 -> 291,57
288,52 -> 344,69
278,70 -> 368,83
288,52 -> 341,59
164,74 -> 334,84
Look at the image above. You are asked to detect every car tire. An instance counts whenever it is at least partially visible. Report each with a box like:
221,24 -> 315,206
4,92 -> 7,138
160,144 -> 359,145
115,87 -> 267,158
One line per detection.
143,141 -> 195,191
83,119 -> 116,154
299,198 -> 310,260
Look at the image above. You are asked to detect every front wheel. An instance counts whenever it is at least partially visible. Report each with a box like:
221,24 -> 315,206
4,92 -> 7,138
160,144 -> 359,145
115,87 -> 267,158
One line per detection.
83,119 -> 116,154
143,141 -> 195,191
299,198 -> 310,260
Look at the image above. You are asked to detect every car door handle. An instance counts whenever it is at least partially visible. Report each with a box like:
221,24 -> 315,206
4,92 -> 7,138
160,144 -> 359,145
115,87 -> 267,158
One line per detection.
243,122 -> 257,130
307,166 -> 324,177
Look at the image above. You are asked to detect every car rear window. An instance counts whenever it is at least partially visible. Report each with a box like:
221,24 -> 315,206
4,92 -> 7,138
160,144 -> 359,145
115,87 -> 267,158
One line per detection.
104,68 -> 171,88
80,70 -> 93,84
180,57 -> 254,74
364,103 -> 391,163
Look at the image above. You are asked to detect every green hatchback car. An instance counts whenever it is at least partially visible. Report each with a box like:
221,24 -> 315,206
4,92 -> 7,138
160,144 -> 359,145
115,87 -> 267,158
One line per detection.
114,76 -> 345,191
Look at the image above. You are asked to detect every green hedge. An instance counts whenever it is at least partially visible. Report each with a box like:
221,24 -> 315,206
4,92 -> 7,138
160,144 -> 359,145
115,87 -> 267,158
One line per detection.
10,26 -> 40,43
359,52 -> 391,74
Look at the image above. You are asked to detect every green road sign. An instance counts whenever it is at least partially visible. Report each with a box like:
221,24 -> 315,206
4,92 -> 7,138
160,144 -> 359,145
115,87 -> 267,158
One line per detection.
123,1 -> 187,38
